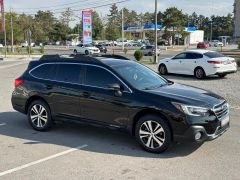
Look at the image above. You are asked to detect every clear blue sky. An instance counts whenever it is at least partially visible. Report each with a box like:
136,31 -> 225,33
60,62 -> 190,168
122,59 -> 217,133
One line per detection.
6,0 -> 234,17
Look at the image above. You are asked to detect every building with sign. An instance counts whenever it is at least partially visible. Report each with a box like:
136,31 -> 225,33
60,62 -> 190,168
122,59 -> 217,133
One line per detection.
124,24 -> 204,45
234,0 -> 240,42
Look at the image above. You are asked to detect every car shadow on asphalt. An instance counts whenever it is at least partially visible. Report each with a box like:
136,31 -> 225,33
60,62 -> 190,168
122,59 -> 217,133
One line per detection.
162,74 -> 227,82
0,111 -> 203,159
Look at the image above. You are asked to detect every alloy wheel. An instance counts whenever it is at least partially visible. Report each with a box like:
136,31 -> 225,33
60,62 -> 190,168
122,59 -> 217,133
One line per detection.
195,68 -> 204,79
30,104 -> 48,128
139,120 -> 165,149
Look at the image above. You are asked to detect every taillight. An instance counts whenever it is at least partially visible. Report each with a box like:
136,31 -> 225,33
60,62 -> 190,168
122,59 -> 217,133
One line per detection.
15,79 -> 24,88
207,60 -> 222,64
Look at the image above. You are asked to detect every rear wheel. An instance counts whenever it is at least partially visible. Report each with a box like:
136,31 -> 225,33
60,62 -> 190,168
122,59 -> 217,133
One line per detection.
194,67 -> 206,79
135,115 -> 172,153
218,74 -> 227,78
73,49 -> 77,54
28,100 -> 53,131
148,52 -> 152,56
159,64 -> 168,75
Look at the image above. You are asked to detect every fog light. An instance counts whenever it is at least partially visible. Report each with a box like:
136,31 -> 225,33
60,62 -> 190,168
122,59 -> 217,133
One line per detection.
195,132 -> 202,140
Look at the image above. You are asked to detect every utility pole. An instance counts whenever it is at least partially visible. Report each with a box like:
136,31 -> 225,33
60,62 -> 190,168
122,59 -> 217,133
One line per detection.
154,0 -> 158,64
121,8 -> 124,51
210,21 -> 213,42
4,11 -> 7,58
10,8 -> 14,53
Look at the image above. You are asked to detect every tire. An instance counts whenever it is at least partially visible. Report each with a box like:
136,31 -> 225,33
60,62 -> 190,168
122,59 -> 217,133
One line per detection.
73,49 -> 77,54
27,100 -> 53,131
85,50 -> 89,55
135,115 -> 172,153
194,67 -> 206,79
148,52 -> 152,56
218,74 -> 227,78
159,64 -> 168,75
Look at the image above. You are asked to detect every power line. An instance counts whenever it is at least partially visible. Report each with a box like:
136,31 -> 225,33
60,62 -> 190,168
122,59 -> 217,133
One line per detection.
12,0 -> 89,10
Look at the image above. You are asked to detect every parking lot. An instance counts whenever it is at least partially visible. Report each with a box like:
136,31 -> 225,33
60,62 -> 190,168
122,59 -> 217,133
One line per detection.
0,60 -> 240,180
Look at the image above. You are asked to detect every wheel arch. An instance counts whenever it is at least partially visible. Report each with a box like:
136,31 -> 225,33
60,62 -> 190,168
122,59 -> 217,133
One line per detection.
131,109 -> 173,137
25,95 -> 50,114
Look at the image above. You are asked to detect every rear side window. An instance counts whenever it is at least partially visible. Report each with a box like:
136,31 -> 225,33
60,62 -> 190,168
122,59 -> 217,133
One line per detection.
185,53 -> 196,59
30,64 -> 57,80
56,64 -> 82,84
192,53 -> 203,59
85,66 -> 120,88
204,52 -> 225,58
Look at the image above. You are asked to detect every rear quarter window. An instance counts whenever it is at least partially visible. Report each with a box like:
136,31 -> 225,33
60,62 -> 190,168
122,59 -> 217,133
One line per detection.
204,52 -> 225,58
30,64 -> 58,80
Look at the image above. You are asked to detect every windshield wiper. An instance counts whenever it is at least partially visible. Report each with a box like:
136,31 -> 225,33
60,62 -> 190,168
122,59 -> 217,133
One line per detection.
142,84 -> 165,90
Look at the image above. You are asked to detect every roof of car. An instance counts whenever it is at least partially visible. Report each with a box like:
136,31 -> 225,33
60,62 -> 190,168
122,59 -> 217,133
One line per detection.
185,49 -> 214,54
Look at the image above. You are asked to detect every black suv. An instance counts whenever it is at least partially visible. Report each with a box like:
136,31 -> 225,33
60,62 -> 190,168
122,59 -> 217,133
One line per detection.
12,55 -> 230,153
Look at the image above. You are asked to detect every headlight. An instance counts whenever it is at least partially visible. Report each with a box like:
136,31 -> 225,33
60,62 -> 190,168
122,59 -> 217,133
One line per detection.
172,102 -> 209,116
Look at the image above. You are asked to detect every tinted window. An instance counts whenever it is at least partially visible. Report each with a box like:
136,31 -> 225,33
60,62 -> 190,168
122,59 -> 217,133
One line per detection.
173,53 -> 186,59
56,64 -> 81,83
193,53 -> 203,59
31,64 -> 57,80
185,53 -> 196,59
85,66 -> 120,88
146,46 -> 153,49
204,52 -> 225,58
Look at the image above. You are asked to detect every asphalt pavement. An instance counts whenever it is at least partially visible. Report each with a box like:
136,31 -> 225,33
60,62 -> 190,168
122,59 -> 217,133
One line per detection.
0,56 -> 239,180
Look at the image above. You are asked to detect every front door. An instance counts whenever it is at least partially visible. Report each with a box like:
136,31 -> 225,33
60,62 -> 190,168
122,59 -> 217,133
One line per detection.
80,65 -> 131,127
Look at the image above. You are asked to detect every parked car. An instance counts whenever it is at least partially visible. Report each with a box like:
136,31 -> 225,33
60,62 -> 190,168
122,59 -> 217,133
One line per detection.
209,40 -> 223,47
197,42 -> 209,49
158,50 -> 237,79
73,44 -> 100,55
95,44 -> 107,53
20,41 -> 35,47
12,55 -> 230,153
140,45 -> 161,56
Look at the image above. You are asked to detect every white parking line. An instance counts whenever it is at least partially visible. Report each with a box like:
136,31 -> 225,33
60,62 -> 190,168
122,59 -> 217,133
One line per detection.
0,123 -> 6,126
0,62 -> 28,69
230,106 -> 240,110
0,144 -> 88,177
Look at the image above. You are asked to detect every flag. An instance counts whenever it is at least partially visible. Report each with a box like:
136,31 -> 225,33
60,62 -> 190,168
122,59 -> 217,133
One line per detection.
0,0 -> 4,32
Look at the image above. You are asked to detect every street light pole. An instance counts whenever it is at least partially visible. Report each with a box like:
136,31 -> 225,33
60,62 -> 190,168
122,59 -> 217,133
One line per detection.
10,8 -> 14,53
121,8 -> 124,51
154,0 -> 158,64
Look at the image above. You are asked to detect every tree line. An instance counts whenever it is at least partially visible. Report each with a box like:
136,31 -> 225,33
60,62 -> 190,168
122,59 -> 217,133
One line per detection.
0,4 -> 234,45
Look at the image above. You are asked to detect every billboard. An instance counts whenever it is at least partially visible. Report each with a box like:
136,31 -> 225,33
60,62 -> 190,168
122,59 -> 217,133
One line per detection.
82,10 -> 92,44
0,0 -> 4,32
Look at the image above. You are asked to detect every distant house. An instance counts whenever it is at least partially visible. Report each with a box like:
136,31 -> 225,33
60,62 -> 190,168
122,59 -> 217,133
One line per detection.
233,0 -> 240,42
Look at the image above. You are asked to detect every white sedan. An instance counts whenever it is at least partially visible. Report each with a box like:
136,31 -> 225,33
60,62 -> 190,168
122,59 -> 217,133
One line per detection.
158,50 -> 237,79
73,44 -> 100,55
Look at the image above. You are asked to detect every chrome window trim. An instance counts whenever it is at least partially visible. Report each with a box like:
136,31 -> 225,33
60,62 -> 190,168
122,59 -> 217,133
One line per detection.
29,62 -> 133,93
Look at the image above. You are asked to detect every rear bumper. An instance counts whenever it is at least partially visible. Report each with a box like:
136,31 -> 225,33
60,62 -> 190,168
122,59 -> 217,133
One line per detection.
174,123 -> 230,143
215,70 -> 237,75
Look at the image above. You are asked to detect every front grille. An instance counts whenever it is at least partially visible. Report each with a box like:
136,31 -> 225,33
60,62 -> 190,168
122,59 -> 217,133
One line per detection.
213,101 -> 229,120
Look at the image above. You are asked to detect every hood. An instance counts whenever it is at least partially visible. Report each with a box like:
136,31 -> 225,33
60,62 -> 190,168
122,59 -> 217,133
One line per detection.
146,83 -> 225,108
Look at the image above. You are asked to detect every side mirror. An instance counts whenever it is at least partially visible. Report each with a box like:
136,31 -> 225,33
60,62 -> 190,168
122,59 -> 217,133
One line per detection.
107,83 -> 123,97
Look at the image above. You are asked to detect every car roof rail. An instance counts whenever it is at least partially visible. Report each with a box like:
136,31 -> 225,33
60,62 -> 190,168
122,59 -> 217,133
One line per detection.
96,54 -> 130,60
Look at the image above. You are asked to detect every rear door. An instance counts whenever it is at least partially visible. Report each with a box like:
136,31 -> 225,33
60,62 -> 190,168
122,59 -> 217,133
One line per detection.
51,63 -> 83,118
179,53 -> 202,75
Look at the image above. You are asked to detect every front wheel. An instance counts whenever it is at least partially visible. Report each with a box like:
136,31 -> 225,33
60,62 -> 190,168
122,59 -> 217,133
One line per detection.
28,100 -> 53,131
85,50 -> 89,55
135,115 -> 172,153
159,64 -> 168,75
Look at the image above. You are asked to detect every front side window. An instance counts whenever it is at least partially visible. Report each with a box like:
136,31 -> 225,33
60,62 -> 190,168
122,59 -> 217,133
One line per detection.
31,64 -> 58,80
56,64 -> 81,84
173,53 -> 186,59
113,63 -> 168,90
85,66 -> 121,88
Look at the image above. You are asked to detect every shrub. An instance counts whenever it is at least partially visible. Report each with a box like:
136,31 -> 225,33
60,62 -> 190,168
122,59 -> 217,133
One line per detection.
40,46 -> 45,54
27,46 -> 34,54
16,46 -> 22,54
238,42 -> 240,49
134,50 -> 144,61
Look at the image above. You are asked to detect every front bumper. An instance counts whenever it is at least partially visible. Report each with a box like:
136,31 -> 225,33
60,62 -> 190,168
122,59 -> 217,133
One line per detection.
174,122 -> 230,143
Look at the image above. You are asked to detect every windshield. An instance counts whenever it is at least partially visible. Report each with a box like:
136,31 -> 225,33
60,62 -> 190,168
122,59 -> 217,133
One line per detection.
204,52 -> 225,58
113,63 -> 168,90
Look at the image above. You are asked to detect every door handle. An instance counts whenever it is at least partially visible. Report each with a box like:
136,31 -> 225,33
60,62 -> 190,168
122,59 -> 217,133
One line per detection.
45,84 -> 53,90
83,92 -> 90,97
